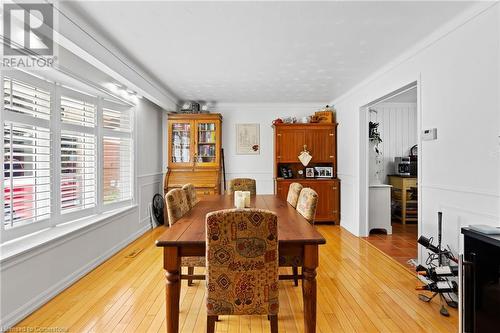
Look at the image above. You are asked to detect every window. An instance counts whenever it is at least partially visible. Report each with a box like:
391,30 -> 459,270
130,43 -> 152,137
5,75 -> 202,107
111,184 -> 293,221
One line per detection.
102,104 -> 133,204
4,77 -> 51,120
60,93 -> 97,214
60,131 -> 96,213
1,72 -> 134,242
3,123 -> 51,229
3,76 -> 52,230
61,95 -> 96,127
103,136 -> 132,203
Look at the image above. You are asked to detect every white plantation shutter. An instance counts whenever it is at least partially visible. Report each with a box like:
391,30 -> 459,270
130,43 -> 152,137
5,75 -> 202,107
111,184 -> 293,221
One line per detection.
103,107 -> 131,132
60,131 -> 96,213
103,136 -> 132,203
61,96 -> 96,127
3,122 -> 51,229
60,90 -> 97,214
3,77 -> 51,120
3,74 -> 52,230
102,102 -> 133,204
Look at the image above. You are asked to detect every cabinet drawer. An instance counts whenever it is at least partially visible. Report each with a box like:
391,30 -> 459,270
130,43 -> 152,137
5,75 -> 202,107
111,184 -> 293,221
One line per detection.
196,188 -> 215,197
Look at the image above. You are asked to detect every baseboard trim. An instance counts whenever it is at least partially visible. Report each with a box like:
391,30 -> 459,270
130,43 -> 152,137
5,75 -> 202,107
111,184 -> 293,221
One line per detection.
0,223 -> 152,330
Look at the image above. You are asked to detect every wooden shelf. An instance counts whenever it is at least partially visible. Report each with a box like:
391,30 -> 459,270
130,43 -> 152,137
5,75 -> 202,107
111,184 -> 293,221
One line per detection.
388,175 -> 418,225
394,215 -> 418,222
392,199 -> 417,203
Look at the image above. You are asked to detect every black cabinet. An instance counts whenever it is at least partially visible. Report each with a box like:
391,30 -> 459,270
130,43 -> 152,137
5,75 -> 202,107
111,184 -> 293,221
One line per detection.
462,228 -> 500,333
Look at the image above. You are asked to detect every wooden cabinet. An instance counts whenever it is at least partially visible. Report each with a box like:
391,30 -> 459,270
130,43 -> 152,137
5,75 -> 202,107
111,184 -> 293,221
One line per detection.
275,124 -> 337,165
306,127 -> 336,163
276,178 -> 340,223
276,127 -> 306,162
273,123 -> 340,223
164,113 -> 222,197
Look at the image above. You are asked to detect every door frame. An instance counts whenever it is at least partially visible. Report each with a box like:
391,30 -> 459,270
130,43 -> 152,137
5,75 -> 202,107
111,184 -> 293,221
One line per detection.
358,78 -> 423,261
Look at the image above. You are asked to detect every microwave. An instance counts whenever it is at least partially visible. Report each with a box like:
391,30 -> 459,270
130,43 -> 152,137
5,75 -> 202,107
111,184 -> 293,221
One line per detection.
395,157 -> 417,176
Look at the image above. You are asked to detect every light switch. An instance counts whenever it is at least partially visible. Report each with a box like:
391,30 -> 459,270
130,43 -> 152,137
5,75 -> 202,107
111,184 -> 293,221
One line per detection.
422,128 -> 437,141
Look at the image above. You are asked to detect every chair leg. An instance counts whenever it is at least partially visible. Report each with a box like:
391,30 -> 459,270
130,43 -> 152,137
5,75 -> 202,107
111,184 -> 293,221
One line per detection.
292,266 -> 299,286
269,314 -> 278,333
187,266 -> 194,286
207,315 -> 217,333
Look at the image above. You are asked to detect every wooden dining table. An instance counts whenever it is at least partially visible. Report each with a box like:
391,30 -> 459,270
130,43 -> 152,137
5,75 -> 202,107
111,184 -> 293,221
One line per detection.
156,194 -> 326,333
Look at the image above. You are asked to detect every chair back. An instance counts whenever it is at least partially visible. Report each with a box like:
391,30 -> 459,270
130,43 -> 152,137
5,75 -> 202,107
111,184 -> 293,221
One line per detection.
296,188 -> 318,224
227,178 -> 256,195
286,182 -> 303,208
182,183 -> 199,208
165,188 -> 190,226
205,209 -> 279,316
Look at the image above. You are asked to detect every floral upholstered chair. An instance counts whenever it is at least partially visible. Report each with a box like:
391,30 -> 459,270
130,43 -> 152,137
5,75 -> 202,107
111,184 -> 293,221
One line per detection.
165,188 -> 190,226
182,183 -> 199,209
296,187 -> 318,224
165,188 -> 205,285
279,187 -> 318,287
227,178 -> 257,195
205,209 -> 279,333
286,182 -> 303,208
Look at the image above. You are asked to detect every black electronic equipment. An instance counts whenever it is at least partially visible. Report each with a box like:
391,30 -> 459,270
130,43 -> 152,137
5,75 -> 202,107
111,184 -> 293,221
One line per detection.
416,212 -> 458,316
417,212 -> 458,264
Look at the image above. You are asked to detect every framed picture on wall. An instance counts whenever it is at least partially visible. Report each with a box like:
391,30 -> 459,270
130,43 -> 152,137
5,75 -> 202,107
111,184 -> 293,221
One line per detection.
236,123 -> 260,155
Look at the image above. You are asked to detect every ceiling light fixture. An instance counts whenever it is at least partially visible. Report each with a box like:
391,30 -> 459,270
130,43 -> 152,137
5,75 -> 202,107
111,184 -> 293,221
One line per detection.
104,82 -> 140,104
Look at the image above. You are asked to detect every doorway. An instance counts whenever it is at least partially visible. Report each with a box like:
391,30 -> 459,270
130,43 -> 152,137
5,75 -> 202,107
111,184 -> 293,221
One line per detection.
359,82 -> 421,269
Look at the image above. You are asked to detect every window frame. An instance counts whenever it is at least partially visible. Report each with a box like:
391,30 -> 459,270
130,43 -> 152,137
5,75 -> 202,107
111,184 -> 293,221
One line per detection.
1,70 -> 136,243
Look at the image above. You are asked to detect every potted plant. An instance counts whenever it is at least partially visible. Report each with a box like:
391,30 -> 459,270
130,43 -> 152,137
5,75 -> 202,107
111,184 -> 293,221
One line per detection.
369,121 -> 384,183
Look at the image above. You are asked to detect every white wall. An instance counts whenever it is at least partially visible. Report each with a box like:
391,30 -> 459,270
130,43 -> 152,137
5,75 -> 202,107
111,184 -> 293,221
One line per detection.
369,102 -> 418,184
333,3 -> 500,261
0,98 -> 164,329
217,103 -> 326,194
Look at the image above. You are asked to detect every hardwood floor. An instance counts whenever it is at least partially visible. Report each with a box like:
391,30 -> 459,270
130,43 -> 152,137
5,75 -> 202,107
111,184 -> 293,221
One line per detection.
11,225 -> 457,333
364,222 -> 418,269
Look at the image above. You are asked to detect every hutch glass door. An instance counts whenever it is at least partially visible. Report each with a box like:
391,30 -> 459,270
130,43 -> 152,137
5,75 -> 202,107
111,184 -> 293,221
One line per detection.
195,121 -> 218,167
170,121 -> 192,166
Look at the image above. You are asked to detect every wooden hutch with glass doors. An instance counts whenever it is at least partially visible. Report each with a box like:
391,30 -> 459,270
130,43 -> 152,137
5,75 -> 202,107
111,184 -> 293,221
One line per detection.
164,113 -> 222,198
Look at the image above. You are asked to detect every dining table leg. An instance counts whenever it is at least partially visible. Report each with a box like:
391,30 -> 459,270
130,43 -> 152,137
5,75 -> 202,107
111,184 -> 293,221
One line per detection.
164,247 -> 181,333
302,244 -> 318,333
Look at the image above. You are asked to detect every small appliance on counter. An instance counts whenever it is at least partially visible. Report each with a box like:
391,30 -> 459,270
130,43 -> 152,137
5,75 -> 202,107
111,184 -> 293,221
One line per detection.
395,156 -> 417,176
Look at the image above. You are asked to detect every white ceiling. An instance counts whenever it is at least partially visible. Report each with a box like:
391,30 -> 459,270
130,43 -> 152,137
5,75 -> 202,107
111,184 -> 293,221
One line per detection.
65,1 -> 474,103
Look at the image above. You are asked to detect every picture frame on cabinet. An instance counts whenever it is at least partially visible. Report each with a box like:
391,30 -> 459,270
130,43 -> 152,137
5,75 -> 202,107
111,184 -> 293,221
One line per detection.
315,166 -> 333,178
305,168 -> 315,178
